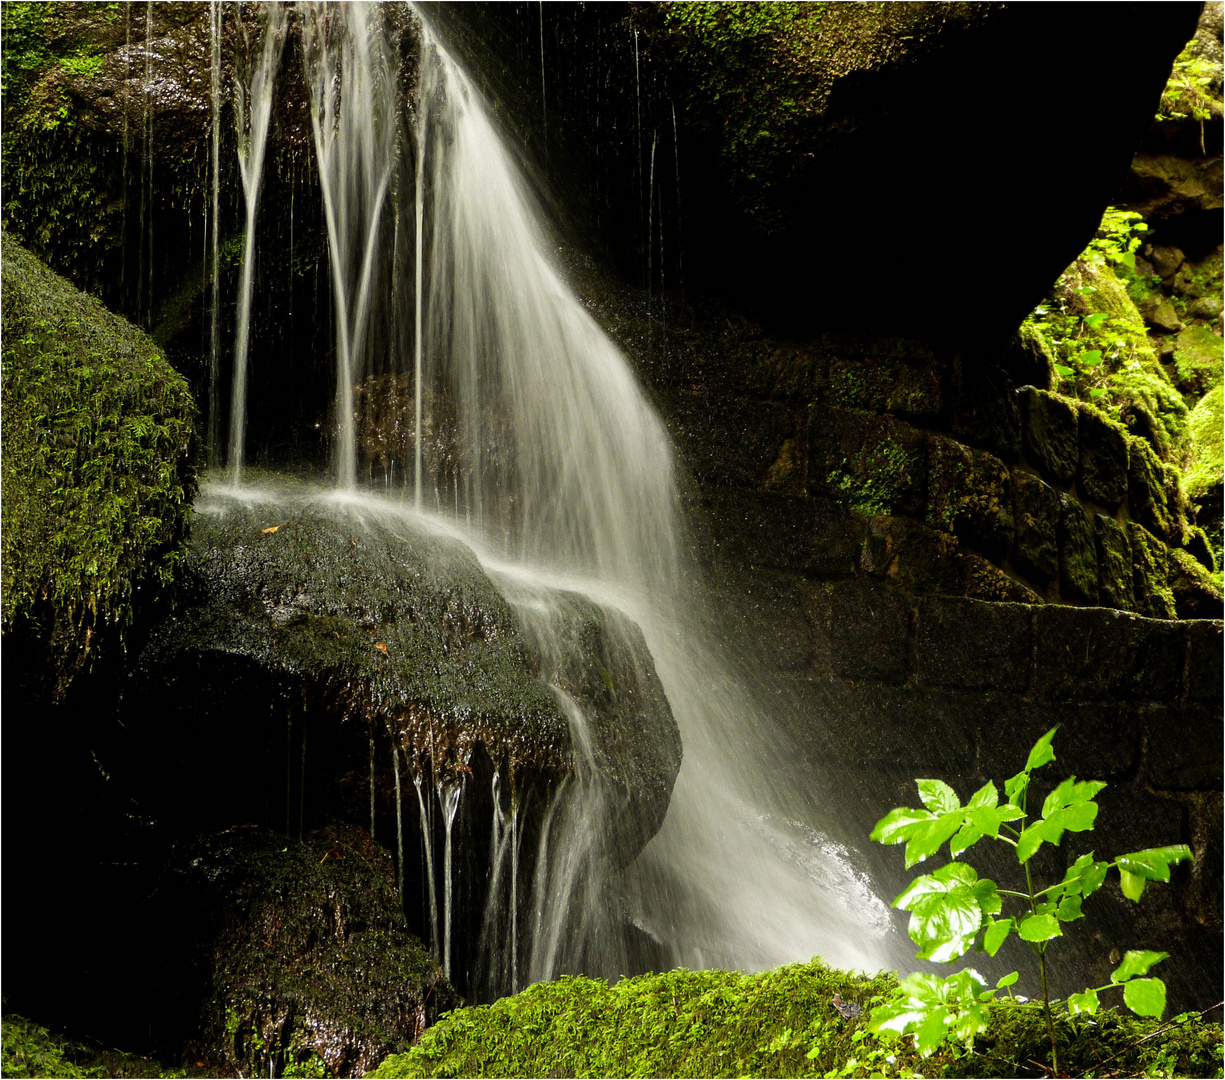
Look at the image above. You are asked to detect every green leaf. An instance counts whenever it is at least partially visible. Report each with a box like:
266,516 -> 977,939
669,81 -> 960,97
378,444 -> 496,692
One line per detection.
1117,845 -> 1192,883
916,779 -> 961,814
1025,727 -> 1058,771
1004,770 -> 1029,807
915,1005 -> 951,1057
903,812 -> 965,869
983,918 -> 1013,956
1123,977 -> 1166,1018
895,863 -> 994,963
1054,364 -> 1075,378
1068,988 -> 1100,1015
1089,388 -> 1107,399
871,805 -> 935,846
1119,868 -> 1147,902
1083,314 -> 1109,330
1017,817 -> 1064,862
1056,894 -> 1084,922
1017,913 -> 1062,943
1078,349 -> 1104,368
1041,777 -> 1106,820
967,781 -> 998,809
1111,950 -> 1169,983
996,971 -> 1018,989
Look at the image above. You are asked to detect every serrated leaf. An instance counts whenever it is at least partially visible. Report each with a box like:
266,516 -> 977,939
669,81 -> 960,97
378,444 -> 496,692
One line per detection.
1017,817 -> 1063,862
1117,845 -> 1192,883
967,781 -> 998,809
904,812 -> 964,869
996,971 -> 1018,989
983,918 -> 1013,956
1068,988 -> 1099,1015
1124,977 -> 1166,1018
1111,950 -> 1169,983
1056,894 -> 1083,922
1119,868 -> 1146,902
1017,913 -> 1062,943
916,778 -> 961,814
896,863 -> 989,963
915,1005 -> 951,1057
1025,727 -> 1058,771
949,820 -> 986,858
871,805 -> 935,846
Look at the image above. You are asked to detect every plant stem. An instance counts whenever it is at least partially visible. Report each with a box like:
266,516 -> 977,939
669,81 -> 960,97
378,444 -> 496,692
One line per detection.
1024,858 -> 1059,1076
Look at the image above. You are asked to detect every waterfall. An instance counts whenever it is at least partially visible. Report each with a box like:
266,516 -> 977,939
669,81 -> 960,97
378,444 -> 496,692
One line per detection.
301,1 -> 399,490
228,2 -> 287,483
203,3 -> 898,997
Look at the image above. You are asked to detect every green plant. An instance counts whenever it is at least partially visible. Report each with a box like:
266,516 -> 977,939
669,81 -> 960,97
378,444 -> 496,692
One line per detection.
1157,46 -> 1220,153
867,727 -> 1192,1075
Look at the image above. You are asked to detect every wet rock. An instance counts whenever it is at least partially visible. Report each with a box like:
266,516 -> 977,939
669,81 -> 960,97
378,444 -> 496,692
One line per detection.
1188,294 -> 1224,320
826,346 -> 943,423
1185,525 -> 1218,573
914,595 -> 1030,692
1003,326 -> 1057,391
1128,522 -> 1178,620
1077,406 -> 1130,508
1057,495 -> 1099,605
149,824 -> 459,1078
1012,472 -> 1059,586
925,437 -> 1015,559
1095,514 -> 1136,611
1018,387 -> 1079,487
122,486 -> 680,856
1151,244 -> 1190,280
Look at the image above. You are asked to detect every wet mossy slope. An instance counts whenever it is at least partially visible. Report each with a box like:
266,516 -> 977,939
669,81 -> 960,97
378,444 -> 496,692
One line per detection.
1,233 -> 198,699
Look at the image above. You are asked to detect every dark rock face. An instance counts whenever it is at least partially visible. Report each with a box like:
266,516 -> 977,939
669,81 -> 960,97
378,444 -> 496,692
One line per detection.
632,3 -> 1203,349
150,825 -> 458,1078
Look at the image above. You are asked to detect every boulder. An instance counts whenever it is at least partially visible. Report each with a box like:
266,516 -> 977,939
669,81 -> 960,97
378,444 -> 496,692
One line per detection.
1018,387 -> 1079,487
120,485 -> 681,857
1012,471 -> 1059,586
149,824 -> 459,1078
1057,494 -> 1099,605
1077,406 -> 1131,508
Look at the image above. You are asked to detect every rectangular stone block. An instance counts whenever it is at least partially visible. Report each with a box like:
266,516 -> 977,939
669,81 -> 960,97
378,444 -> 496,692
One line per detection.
1144,704 -> 1224,790
1077,404 -> 1129,507
1032,606 -> 1184,701
1057,494 -> 1098,604
915,595 -> 1031,692
1018,386 -> 1079,487
801,578 -> 913,684
926,436 -> 1015,559
808,407 -> 928,518
1095,514 -> 1134,610
1012,470 -> 1059,585
1185,620 -> 1224,703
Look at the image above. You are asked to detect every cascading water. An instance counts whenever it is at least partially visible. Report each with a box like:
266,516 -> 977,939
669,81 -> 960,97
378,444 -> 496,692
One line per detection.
228,3 -> 287,482
211,3 -> 900,997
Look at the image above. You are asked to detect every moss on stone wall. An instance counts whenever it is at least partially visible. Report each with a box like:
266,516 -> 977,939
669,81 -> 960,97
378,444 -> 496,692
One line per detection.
1,235 -> 198,697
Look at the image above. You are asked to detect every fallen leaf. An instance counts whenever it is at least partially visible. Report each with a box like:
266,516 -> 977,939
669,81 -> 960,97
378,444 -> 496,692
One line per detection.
262,524 -> 281,534
374,642 -> 388,654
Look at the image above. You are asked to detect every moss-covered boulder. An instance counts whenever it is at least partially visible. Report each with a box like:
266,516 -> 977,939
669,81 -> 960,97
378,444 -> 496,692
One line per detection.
149,824 -> 459,1078
0,234 -> 198,701
1077,405 -> 1130,508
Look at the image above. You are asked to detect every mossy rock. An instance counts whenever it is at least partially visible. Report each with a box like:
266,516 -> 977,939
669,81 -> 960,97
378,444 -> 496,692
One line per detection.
1056,494 -> 1098,605
1011,471 -> 1059,586
925,437 -> 1015,559
1077,404 -> 1130,508
1128,435 -> 1176,542
1017,387 -> 1079,487
1095,515 -> 1135,611
149,824 -> 459,1078
810,408 -> 927,518
0,233 -> 198,701
1184,384 -> 1225,498
1128,521 -> 1178,620
1168,547 -> 1225,619
1172,323 -> 1225,396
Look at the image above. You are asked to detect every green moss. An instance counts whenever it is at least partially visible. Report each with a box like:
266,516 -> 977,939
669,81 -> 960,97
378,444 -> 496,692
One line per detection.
366,959 -> 1224,1079
827,437 -> 922,517
0,1014 -> 193,1079
1184,385 -> 1224,498
1,235 -> 198,694
1172,325 -> 1224,397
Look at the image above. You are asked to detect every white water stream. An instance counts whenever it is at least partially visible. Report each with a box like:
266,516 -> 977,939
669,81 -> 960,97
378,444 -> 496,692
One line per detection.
215,3 -> 898,993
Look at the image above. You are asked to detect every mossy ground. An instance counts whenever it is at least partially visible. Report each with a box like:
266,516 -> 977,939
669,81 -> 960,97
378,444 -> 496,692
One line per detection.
0,1013 -> 206,1079
367,959 -> 1224,1079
